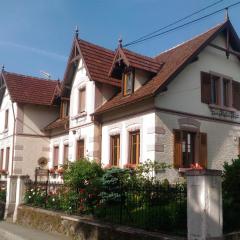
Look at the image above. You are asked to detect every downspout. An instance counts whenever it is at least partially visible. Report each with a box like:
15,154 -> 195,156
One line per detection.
11,102 -> 16,176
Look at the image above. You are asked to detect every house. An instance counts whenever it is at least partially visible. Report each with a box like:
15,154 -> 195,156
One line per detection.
1,19 -> 240,184
0,71 -> 59,179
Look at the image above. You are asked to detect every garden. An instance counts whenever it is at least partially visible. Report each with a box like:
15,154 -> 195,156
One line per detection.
24,159 -> 187,236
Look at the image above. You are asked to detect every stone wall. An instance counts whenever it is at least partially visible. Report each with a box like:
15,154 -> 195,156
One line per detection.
16,205 -> 185,240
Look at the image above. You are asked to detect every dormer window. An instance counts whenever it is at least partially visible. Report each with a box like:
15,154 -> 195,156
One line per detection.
60,99 -> 69,119
123,70 -> 134,96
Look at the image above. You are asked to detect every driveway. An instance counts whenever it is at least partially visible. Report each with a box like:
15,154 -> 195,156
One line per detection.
0,221 -> 70,240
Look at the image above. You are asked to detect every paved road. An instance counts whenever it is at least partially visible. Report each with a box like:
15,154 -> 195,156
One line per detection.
0,221 -> 70,240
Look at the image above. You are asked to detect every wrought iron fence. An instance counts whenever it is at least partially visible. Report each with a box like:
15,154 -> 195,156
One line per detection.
97,184 -> 187,235
24,180 -> 187,235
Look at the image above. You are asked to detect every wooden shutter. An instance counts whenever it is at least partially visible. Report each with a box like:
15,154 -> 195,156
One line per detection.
63,144 -> 69,164
110,135 -> 120,166
53,146 -> 59,167
0,149 -> 4,170
201,72 -> 211,104
77,140 -> 84,160
4,109 -> 9,130
79,88 -> 86,113
232,80 -> 240,110
173,130 -> 182,168
129,130 -> 140,165
199,133 -> 207,169
5,147 -> 10,171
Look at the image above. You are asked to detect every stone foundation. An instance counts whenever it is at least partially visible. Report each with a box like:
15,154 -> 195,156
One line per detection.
16,205 -> 185,240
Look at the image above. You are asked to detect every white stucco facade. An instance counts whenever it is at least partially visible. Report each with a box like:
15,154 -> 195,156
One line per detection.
101,111 -> 156,167
1,27 -> 240,184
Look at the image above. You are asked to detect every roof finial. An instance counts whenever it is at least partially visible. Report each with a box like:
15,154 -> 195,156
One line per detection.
118,36 -> 123,48
75,25 -> 79,39
1,65 -> 4,72
225,7 -> 229,21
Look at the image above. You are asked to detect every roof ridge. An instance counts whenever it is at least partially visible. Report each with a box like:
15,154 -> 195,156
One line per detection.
154,21 -> 226,58
78,38 -> 115,54
3,71 -> 58,83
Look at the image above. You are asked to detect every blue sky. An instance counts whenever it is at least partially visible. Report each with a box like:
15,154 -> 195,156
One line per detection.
0,0 -> 239,80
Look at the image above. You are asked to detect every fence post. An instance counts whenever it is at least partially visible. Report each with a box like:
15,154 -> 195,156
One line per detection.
186,169 -> 222,240
12,175 -> 29,222
4,175 -> 17,219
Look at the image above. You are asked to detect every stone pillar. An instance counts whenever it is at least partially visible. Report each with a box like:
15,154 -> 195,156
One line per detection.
13,175 -> 29,222
186,169 -> 222,240
4,176 -> 17,219
4,175 -> 29,221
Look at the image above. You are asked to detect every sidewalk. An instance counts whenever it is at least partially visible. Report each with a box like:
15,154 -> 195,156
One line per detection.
0,221 -> 70,240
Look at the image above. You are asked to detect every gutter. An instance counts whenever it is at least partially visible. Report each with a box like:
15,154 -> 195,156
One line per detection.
11,102 -> 16,175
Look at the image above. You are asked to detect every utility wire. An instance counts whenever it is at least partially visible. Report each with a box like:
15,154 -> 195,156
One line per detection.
125,0 -> 225,46
124,1 -> 240,47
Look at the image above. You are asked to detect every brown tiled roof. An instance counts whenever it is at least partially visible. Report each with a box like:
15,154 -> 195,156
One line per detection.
3,71 -> 58,106
121,48 -> 163,73
78,39 -> 121,87
94,22 -> 228,115
44,117 -> 69,131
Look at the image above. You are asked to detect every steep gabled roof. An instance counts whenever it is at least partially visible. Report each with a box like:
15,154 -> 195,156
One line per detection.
2,71 -> 58,106
78,39 -> 121,87
95,21 -> 236,115
62,38 -> 121,94
109,47 -> 163,76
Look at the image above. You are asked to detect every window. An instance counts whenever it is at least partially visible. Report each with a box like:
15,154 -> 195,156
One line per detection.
201,72 -> 238,109
53,146 -> 59,167
60,100 -> 69,118
123,71 -> 134,96
5,147 -> 10,171
63,144 -> 69,164
182,131 -> 196,168
110,135 -> 120,166
76,140 -> 84,160
129,130 -> 140,165
211,75 -> 220,105
174,130 -> 207,169
78,88 -> 86,113
4,109 -> 9,130
0,149 -> 3,170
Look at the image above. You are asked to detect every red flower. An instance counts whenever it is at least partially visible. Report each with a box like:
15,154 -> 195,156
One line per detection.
124,163 -> 136,170
190,163 -> 204,170
49,168 -> 56,174
0,169 -> 8,175
56,167 -> 64,174
79,188 -> 85,194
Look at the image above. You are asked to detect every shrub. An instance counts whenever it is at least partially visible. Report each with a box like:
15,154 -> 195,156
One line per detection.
24,187 -> 46,207
63,158 -> 103,189
0,190 -> 6,202
63,158 -> 104,213
100,167 -> 130,204
223,157 -> 240,232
